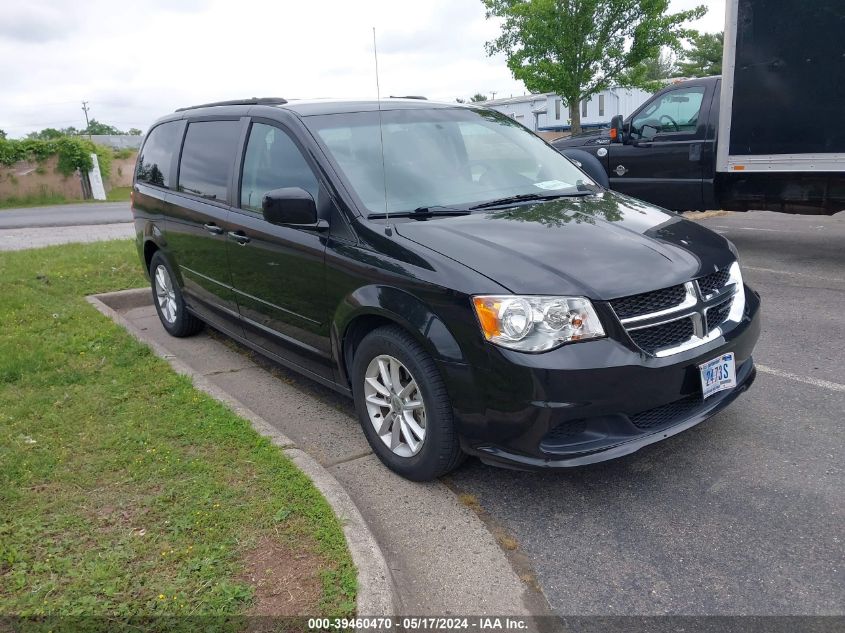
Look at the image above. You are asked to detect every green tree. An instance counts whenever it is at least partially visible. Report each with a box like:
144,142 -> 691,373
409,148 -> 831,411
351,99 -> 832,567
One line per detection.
0,129 -> 6,140
622,49 -> 677,92
127,128 -> 143,136
82,119 -> 123,135
26,128 -> 66,140
482,0 -> 705,133
455,98 -> 467,103
470,93 -> 488,102
677,31 -> 723,77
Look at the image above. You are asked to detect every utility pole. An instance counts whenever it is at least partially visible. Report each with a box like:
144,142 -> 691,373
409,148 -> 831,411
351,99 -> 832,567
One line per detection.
490,91 -> 497,100
81,101 -> 91,137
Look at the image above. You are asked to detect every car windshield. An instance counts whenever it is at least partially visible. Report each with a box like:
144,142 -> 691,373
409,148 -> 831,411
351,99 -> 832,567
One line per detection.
304,107 -> 593,216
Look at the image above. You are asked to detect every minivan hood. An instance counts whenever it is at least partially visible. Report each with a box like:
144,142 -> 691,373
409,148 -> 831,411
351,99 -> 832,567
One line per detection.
394,192 -> 734,299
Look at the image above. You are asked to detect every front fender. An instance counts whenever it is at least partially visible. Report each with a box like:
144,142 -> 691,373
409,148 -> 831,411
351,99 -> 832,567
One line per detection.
331,284 -> 468,386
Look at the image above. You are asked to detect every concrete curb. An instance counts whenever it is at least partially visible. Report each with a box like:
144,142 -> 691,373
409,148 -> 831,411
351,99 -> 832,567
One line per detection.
86,287 -> 395,617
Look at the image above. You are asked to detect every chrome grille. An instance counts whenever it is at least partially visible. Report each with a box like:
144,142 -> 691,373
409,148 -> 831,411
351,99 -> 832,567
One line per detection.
706,297 -> 733,331
611,265 -> 740,356
609,284 -> 688,319
628,317 -> 695,355
697,268 -> 731,297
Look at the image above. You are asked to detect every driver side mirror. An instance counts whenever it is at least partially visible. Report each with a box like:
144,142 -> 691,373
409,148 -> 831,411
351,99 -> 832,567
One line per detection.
261,187 -> 327,230
610,115 -> 625,144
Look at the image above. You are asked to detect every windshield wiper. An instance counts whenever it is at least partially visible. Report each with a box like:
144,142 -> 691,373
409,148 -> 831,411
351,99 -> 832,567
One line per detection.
368,205 -> 471,220
469,190 -> 592,210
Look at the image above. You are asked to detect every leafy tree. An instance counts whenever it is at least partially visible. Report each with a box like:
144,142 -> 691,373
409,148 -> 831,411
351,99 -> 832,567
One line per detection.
482,0 -> 705,133
82,119 -> 124,136
26,128 -> 66,140
455,98 -> 467,103
0,129 -> 6,140
470,93 -> 488,102
127,128 -> 143,136
677,31 -> 723,77
621,50 -> 677,92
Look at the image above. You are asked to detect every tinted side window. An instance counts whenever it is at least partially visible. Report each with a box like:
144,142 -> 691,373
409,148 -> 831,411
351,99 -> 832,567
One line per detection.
136,121 -> 182,188
178,120 -> 242,202
240,123 -> 319,212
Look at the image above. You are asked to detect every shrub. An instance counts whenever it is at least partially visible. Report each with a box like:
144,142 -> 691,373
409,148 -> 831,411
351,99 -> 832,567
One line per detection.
0,136 -> 114,179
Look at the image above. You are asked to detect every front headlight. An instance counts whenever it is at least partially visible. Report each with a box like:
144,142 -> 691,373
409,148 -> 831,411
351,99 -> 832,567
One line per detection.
471,295 -> 605,352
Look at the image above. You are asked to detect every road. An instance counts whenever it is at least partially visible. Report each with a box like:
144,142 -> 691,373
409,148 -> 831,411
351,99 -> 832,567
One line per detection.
0,202 -> 131,228
449,210 -> 844,616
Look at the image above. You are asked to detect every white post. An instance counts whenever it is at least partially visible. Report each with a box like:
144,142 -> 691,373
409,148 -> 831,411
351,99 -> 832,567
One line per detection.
88,153 -> 107,201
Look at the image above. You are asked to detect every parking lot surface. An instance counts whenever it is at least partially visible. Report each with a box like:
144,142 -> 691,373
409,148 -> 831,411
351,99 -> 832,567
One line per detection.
450,211 -> 844,615
94,209 -> 843,617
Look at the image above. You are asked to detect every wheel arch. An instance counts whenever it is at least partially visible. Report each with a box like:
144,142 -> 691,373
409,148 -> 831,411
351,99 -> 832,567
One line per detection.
332,285 -> 467,389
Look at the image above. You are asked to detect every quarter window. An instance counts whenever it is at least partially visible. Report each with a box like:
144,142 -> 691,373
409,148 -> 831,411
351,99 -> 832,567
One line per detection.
240,123 -> 319,212
136,121 -> 182,188
178,120 -> 242,202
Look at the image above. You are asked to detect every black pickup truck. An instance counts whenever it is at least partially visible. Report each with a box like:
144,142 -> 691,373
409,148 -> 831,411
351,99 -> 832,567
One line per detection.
553,0 -> 844,215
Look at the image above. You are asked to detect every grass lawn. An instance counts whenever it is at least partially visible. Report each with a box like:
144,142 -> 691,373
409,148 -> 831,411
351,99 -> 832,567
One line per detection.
105,186 -> 132,202
0,241 -> 356,625
0,187 -> 131,210
0,193 -> 70,210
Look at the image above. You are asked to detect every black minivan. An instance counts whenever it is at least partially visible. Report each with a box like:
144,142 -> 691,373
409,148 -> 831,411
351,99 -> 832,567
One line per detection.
133,97 -> 761,481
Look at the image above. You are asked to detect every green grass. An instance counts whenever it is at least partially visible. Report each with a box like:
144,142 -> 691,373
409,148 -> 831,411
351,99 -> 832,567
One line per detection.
0,241 -> 356,625
0,192 -> 69,209
0,186 -> 131,209
106,186 -> 132,202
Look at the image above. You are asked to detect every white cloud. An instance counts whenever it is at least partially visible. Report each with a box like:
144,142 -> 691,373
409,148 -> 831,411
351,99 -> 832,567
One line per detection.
0,0 -> 726,137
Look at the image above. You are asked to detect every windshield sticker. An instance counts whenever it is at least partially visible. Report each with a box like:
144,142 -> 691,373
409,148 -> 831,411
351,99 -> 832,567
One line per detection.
534,180 -> 570,190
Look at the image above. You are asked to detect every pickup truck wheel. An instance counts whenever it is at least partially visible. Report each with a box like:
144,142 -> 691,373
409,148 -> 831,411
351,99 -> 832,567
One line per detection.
149,252 -> 203,337
351,325 -> 464,481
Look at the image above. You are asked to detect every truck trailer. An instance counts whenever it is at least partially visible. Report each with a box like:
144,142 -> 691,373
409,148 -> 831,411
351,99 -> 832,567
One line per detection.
552,0 -> 844,214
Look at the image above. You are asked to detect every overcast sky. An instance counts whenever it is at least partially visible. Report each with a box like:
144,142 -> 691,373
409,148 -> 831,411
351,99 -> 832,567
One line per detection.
0,0 -> 724,137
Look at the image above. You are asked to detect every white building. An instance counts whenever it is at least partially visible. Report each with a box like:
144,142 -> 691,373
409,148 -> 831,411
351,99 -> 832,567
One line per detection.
482,87 -> 652,133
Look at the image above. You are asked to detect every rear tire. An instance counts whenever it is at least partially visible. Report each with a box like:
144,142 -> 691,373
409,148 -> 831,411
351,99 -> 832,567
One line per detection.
149,251 -> 203,337
351,325 -> 464,481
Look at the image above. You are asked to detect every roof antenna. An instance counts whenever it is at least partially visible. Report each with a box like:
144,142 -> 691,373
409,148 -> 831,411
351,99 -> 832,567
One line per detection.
373,27 -> 391,234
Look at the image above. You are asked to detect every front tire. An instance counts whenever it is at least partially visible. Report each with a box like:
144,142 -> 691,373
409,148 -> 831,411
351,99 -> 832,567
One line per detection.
351,325 -> 464,481
149,252 -> 203,337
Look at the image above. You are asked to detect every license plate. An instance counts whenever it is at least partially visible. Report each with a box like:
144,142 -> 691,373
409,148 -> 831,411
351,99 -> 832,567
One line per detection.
699,352 -> 736,399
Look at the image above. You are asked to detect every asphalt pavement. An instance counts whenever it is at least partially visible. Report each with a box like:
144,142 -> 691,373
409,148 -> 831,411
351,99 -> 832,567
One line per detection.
0,202 -> 131,228
449,210 -> 844,616
8,204 -> 840,617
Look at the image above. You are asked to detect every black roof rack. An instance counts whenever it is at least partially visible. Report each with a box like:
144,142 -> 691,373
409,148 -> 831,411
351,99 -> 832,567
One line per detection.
175,97 -> 287,112
388,95 -> 427,100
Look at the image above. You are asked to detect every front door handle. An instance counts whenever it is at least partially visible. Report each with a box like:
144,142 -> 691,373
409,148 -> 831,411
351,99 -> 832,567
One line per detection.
228,230 -> 250,245
203,222 -> 224,235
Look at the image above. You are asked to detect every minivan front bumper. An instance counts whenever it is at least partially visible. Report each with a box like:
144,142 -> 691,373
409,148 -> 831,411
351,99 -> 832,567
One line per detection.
444,286 -> 762,469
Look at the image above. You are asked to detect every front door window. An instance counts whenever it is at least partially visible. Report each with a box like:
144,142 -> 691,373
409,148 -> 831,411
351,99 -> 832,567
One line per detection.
240,123 -> 319,211
631,87 -> 705,140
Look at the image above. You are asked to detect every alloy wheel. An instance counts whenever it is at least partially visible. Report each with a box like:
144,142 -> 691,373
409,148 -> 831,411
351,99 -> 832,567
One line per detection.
363,354 -> 427,457
153,264 -> 178,324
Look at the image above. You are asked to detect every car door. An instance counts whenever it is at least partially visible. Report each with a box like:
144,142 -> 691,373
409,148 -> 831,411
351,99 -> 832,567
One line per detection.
165,118 -> 245,331
606,83 -> 712,211
227,118 -> 333,380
